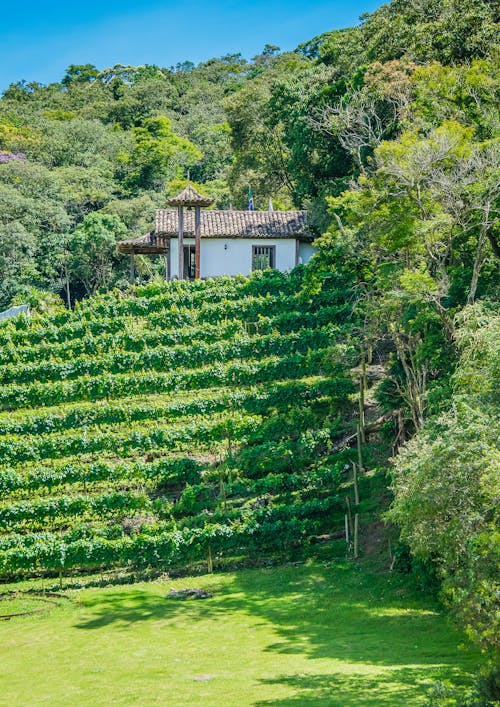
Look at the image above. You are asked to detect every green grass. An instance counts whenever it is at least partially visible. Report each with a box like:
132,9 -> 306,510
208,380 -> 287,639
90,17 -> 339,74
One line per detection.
0,561 -> 479,706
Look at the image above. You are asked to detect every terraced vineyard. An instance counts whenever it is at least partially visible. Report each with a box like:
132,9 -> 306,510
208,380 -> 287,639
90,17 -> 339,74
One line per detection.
0,269 -> 357,580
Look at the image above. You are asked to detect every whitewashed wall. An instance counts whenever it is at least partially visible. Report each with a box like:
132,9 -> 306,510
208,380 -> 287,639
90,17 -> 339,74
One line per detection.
169,238 -> 304,278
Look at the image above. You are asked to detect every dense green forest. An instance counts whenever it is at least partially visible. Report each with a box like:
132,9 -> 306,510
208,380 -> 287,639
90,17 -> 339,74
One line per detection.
0,0 -> 498,701
1,0 -> 498,305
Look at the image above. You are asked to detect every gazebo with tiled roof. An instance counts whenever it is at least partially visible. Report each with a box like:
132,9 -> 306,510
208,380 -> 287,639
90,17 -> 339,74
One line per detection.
167,184 -> 213,280
117,184 -> 311,281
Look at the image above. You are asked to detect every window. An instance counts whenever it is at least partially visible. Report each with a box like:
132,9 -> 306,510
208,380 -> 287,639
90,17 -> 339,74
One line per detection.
183,245 -> 196,280
252,245 -> 276,271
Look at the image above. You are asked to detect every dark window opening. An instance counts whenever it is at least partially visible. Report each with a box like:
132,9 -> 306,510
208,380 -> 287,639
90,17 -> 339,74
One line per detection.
183,245 -> 196,280
252,245 -> 276,271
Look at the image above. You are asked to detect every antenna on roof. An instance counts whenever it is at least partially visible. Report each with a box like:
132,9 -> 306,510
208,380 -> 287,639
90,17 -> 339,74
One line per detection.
187,169 -> 191,184
268,197 -> 274,212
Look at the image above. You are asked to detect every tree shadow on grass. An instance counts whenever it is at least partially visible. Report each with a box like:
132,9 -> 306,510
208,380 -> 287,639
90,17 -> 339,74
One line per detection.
253,668 -> 465,706
74,587 -> 221,630
74,562 -> 478,703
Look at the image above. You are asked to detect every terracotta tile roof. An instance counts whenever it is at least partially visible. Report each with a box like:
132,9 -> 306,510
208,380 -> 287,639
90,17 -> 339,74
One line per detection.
117,233 -> 167,255
117,209 -> 310,253
154,209 -> 308,239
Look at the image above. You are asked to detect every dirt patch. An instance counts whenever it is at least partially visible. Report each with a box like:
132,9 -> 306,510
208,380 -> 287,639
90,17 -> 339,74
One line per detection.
362,520 -> 391,560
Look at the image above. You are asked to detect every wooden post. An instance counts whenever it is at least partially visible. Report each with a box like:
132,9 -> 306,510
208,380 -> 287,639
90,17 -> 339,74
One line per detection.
165,242 -> 170,280
219,473 -> 227,511
227,416 -> 233,459
351,461 -> 359,506
352,460 -> 360,559
195,206 -> 201,279
129,254 -> 135,284
357,425 -> 364,474
359,352 -> 366,444
178,206 -> 184,279
353,330 -> 363,564
346,496 -> 353,544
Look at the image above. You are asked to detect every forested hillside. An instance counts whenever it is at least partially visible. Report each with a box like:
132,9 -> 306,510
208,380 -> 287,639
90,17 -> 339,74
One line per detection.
0,0 -> 498,699
0,0 -> 497,306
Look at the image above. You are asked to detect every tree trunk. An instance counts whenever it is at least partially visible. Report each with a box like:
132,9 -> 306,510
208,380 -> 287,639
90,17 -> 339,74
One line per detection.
354,514 -> 359,560
64,262 -> 71,309
346,496 -> 353,547
359,352 -> 366,444
468,226 -> 486,304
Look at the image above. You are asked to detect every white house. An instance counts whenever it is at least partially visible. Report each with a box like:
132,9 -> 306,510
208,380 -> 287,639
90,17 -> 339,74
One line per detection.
117,185 -> 315,281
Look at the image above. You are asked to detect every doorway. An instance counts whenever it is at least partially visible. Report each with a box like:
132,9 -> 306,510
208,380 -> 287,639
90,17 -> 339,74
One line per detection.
183,245 -> 196,280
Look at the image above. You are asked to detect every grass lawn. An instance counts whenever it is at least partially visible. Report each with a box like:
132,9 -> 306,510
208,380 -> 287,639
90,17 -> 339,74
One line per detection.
0,561 -> 480,706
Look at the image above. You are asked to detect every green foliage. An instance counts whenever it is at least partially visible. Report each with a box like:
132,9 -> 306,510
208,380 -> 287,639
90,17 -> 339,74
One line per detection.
388,305 -> 500,658
62,64 -> 99,86
68,213 -> 128,295
313,0 -> 499,67
124,116 -> 202,192
11,287 -> 65,315
364,0 -> 499,65
0,222 -> 37,306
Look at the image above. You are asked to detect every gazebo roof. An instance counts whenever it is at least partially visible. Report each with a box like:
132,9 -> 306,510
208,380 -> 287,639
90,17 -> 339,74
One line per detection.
166,184 -> 214,208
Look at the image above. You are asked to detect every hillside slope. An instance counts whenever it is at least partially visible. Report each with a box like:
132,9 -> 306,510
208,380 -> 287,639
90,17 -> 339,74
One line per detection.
0,269 -> 369,580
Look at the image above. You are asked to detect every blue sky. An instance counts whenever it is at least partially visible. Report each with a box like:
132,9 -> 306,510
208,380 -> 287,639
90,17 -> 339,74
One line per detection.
0,0 -> 381,92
